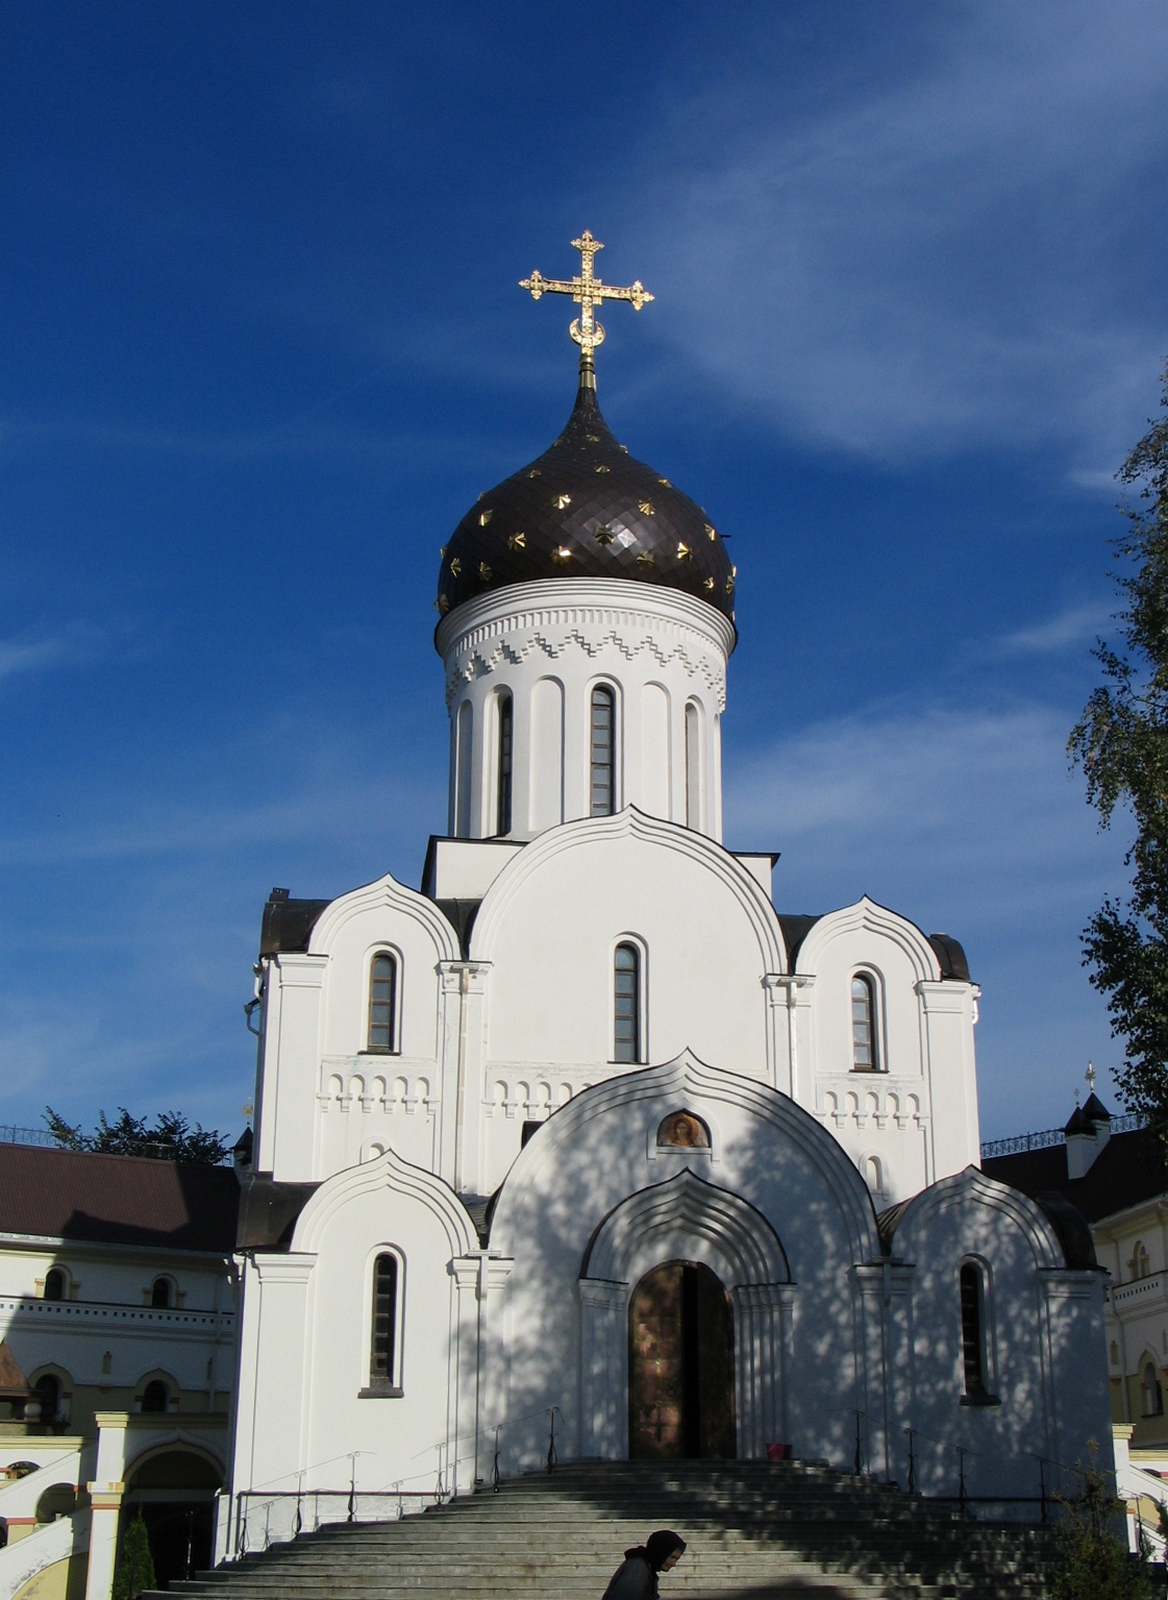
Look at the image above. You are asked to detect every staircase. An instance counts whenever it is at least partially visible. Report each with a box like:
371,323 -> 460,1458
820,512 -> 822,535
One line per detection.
152,1461 -> 1058,1600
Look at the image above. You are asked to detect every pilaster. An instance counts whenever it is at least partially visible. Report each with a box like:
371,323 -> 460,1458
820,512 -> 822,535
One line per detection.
916,980 -> 980,1181
438,961 -> 492,1192
765,975 -> 813,1101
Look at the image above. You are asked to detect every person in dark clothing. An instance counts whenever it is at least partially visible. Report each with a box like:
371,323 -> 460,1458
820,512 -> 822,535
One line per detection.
602,1530 -> 687,1600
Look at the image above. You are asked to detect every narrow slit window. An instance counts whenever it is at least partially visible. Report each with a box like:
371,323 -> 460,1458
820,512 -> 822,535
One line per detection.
496,694 -> 513,836
685,702 -> 701,829
370,1254 -> 399,1389
959,1263 -> 992,1401
851,976 -> 877,1071
614,943 -> 640,1063
590,686 -> 615,816
368,954 -> 397,1053
1144,1360 -> 1164,1417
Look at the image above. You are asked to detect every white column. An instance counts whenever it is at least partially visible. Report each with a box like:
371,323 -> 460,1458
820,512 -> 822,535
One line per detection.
85,1413 -> 129,1600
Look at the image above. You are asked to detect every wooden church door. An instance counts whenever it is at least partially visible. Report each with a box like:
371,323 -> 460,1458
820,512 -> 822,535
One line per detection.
628,1260 -> 736,1459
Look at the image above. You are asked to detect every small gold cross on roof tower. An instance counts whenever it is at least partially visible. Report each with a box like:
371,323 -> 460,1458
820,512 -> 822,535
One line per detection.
520,231 -> 653,387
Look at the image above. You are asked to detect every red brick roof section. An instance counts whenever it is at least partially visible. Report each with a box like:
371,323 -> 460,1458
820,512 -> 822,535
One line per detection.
0,1144 -> 240,1253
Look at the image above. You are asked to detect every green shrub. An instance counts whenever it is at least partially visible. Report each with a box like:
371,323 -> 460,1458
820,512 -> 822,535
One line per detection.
1051,1458 -> 1150,1600
112,1513 -> 156,1600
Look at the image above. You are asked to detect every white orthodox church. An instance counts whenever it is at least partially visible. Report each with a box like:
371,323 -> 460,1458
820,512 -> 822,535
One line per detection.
226,239 -> 1111,1541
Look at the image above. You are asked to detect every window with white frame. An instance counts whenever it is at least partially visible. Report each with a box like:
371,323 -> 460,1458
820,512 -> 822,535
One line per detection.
851,975 -> 879,1071
365,1252 -> 402,1395
958,1261 -> 997,1405
367,953 -> 398,1053
495,693 -> 513,836
590,686 -> 616,816
613,943 -> 641,1063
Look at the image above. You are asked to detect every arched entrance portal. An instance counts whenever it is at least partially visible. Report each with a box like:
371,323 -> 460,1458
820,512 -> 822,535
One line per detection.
629,1260 -> 735,1459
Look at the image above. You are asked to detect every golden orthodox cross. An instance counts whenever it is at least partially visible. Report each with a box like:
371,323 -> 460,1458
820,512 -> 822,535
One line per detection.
520,232 -> 653,376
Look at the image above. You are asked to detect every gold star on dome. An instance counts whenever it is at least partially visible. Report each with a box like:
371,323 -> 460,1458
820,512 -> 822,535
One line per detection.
520,232 -> 653,383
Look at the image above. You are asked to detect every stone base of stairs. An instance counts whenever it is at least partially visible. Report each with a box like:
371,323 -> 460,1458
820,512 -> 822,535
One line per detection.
147,1460 -> 1058,1600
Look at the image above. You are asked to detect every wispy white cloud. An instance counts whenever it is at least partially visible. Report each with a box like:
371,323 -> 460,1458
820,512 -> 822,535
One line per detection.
0,627 -> 99,688
994,603 -> 1115,657
623,2 -> 1168,467
723,699 -> 1128,1134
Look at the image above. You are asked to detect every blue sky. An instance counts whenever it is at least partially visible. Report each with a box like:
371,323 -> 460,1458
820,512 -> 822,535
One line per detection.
2,1 -> 1167,1144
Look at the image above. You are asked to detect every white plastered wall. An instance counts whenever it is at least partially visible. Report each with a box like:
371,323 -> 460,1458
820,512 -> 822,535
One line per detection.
888,1169 -> 1112,1500
230,1151 -> 485,1511
794,898 -> 981,1205
467,809 -> 787,1193
254,873 -> 460,1184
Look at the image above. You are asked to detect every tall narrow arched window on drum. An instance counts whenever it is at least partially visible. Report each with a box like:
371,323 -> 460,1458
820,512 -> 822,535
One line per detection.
851,975 -> 878,1071
495,693 -> 513,836
590,686 -> 615,816
368,954 -> 397,1054
614,943 -> 640,1063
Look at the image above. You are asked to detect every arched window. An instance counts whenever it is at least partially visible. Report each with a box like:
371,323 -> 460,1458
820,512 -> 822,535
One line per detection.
42,1269 -> 65,1302
495,694 -> 513,836
614,943 -> 641,1064
590,686 -> 615,816
141,1380 -> 168,1414
150,1277 -> 172,1309
1144,1360 -> 1164,1417
851,975 -> 878,1071
1133,1241 -> 1151,1281
368,953 -> 397,1053
369,1254 -> 400,1392
958,1263 -> 995,1404
454,700 -> 472,837
31,1375 -> 60,1424
684,701 -> 701,829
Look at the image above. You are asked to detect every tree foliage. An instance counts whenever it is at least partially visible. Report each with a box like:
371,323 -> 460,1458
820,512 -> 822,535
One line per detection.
112,1513 -> 156,1600
44,1106 -> 229,1165
1050,1458 -> 1149,1600
1070,361 -> 1168,1139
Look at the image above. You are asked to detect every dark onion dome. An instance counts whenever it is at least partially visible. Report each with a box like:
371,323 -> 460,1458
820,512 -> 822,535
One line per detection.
437,379 -> 735,625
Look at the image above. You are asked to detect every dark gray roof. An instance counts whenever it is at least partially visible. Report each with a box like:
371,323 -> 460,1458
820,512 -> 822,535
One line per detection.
776,914 -> 970,981
982,1126 -> 1168,1226
260,888 -> 331,956
436,379 -> 735,626
433,899 -> 481,958
235,1175 -> 319,1250
926,933 -> 970,982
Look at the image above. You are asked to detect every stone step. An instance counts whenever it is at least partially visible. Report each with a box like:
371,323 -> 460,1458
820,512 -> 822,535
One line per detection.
193,1460 -> 1057,1600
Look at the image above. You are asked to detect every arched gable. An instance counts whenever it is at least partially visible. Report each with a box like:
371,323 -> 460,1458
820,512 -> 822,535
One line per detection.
292,1146 -> 477,1258
795,895 -> 942,983
886,1165 -> 1066,1271
582,1169 -> 791,1288
491,1048 -> 878,1265
308,872 -> 460,962
469,806 -> 786,973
